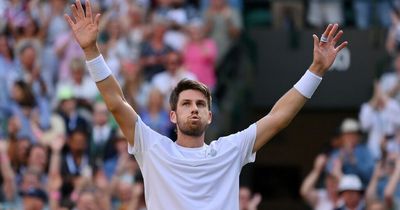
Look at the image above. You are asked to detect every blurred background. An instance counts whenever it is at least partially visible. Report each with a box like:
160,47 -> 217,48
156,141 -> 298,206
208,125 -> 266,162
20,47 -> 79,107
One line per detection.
1,0 -> 400,209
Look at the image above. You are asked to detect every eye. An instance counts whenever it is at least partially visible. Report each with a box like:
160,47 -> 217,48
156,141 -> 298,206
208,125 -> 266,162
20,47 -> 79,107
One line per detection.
197,101 -> 206,107
182,102 -> 190,106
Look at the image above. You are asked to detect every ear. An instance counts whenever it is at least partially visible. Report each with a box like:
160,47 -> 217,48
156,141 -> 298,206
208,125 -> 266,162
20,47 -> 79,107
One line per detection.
207,111 -> 212,125
170,110 -> 177,124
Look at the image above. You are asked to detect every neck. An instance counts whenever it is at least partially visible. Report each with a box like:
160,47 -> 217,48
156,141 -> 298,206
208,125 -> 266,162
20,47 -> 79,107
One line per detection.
175,132 -> 205,148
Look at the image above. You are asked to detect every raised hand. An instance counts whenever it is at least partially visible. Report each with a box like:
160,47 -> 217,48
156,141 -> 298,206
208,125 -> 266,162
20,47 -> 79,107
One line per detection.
313,154 -> 327,171
310,24 -> 348,76
64,0 -> 101,59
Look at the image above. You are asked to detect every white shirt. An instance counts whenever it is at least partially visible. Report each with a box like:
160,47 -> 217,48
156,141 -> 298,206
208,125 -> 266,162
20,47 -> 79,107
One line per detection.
128,117 -> 257,210
359,99 -> 400,159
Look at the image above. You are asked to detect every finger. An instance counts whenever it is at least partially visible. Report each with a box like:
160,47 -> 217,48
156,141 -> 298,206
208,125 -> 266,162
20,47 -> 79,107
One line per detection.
321,24 -> 333,39
335,41 -> 348,52
64,14 -> 75,27
328,23 -> 339,41
76,0 -> 85,17
85,0 -> 92,20
312,34 -> 319,48
71,4 -> 79,19
332,30 -> 343,45
94,13 -> 101,27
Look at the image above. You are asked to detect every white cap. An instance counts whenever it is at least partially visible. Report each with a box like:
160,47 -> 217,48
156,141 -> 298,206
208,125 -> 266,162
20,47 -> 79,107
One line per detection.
338,174 -> 363,192
340,118 -> 360,134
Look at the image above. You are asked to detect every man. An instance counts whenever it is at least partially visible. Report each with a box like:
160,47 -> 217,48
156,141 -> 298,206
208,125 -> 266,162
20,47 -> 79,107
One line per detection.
64,0 -> 348,209
335,174 -> 366,210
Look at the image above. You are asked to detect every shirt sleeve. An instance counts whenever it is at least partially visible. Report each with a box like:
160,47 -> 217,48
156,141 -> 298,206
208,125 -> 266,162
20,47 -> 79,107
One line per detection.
219,123 -> 257,166
127,116 -> 165,155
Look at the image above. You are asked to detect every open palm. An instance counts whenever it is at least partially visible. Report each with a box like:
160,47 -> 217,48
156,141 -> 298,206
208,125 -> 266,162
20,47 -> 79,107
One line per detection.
311,24 -> 348,76
64,0 -> 100,50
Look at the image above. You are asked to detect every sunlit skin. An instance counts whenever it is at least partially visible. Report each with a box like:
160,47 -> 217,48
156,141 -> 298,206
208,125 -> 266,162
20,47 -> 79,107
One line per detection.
170,90 -> 212,148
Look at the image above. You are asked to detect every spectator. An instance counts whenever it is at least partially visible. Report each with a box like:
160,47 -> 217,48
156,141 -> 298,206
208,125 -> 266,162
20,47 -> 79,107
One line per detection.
359,82 -> 400,159
335,174 -> 366,210
61,128 -> 90,177
301,154 -> 343,210
151,51 -> 197,107
204,0 -> 242,64
139,88 -> 172,136
239,186 -> 262,210
90,101 -> 117,165
326,118 -> 374,185
379,54 -> 400,104
55,57 -> 98,107
183,20 -> 218,90
56,87 -> 91,136
140,18 -> 174,81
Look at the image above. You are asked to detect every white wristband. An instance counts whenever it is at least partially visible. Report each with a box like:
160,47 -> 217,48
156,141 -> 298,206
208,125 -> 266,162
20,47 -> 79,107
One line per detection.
86,55 -> 112,82
293,70 -> 322,99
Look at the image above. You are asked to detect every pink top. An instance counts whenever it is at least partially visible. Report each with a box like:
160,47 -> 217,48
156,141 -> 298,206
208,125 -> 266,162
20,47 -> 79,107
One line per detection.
183,39 -> 217,89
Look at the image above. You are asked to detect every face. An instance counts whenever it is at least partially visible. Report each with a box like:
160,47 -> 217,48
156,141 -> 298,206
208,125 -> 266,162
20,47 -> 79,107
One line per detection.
325,175 -> 338,194
28,146 -> 47,170
23,197 -> 45,210
93,104 -> 109,126
239,187 -> 251,210
20,47 -> 36,69
341,132 -> 360,148
188,25 -> 205,41
341,191 -> 362,209
69,132 -> 87,154
76,192 -> 98,210
166,53 -> 181,72
171,90 -> 212,137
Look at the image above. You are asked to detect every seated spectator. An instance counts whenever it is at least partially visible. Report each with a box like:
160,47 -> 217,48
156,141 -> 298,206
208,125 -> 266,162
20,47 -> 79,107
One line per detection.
335,174 -> 366,210
301,154 -> 343,210
326,118 -> 374,185
359,82 -> 400,159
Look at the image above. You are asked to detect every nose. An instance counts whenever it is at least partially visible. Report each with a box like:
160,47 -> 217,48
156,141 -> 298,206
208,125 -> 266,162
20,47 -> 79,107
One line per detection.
191,104 -> 199,114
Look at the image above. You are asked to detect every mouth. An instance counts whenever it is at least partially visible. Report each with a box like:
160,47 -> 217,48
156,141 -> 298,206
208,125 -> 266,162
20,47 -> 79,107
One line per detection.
189,116 -> 200,121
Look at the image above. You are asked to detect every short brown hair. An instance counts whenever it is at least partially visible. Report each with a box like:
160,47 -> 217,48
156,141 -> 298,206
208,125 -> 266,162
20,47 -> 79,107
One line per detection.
169,79 -> 212,111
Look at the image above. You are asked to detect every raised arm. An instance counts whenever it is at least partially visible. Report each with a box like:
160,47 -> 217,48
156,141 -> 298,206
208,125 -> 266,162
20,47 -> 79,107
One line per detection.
253,24 -> 348,152
64,0 -> 137,145
300,154 -> 327,207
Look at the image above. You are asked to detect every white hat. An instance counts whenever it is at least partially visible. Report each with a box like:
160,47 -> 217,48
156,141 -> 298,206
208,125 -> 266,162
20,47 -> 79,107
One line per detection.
340,118 -> 360,134
338,174 -> 363,192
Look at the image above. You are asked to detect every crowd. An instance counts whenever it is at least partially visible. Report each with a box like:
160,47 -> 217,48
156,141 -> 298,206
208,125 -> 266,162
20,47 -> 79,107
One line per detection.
0,0 -> 243,209
0,0 -> 400,210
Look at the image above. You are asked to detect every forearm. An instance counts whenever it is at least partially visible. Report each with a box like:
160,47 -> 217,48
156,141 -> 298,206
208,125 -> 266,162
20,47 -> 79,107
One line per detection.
0,152 -> 16,200
300,169 -> 319,198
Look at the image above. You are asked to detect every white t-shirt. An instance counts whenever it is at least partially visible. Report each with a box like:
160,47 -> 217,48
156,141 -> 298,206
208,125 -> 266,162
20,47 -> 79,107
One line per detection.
128,117 -> 257,210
